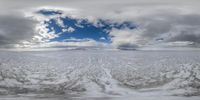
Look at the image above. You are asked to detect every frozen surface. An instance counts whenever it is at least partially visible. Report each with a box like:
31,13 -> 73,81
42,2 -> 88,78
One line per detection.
0,50 -> 200,100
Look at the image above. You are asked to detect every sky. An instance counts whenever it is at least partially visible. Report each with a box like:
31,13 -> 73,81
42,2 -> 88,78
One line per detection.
0,0 -> 200,50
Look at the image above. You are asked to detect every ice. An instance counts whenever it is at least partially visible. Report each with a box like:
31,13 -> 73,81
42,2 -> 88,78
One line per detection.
0,50 -> 200,99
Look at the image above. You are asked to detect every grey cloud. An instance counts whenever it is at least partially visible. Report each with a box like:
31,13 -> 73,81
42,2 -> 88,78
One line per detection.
177,14 -> 200,26
169,33 -> 200,43
141,20 -> 172,38
117,43 -> 139,50
1,0 -> 200,15
166,27 -> 200,43
134,12 -> 200,46
166,14 -> 200,44
0,14 -> 37,47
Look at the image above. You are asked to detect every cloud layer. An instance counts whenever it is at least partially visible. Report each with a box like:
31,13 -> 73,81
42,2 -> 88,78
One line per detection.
0,14 -> 37,48
0,0 -> 200,49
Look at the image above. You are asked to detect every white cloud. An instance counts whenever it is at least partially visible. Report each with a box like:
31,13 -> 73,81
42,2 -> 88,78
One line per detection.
34,21 -> 59,42
109,28 -> 146,49
162,41 -> 194,47
15,39 -> 107,49
62,27 -> 75,33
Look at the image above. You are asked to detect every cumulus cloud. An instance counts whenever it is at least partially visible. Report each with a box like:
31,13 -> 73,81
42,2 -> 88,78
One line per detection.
62,27 -> 75,33
106,6 -> 200,49
110,29 -> 146,49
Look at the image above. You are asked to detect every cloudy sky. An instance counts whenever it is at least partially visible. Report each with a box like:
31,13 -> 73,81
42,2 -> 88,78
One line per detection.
0,0 -> 200,50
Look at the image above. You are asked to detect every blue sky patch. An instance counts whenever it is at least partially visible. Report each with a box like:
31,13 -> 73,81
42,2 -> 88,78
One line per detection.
39,10 -> 136,43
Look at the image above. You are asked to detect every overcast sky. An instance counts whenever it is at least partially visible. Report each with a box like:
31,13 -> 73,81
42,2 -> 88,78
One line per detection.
0,0 -> 200,49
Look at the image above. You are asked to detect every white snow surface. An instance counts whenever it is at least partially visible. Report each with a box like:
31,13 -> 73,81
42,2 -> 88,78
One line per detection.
0,50 -> 200,100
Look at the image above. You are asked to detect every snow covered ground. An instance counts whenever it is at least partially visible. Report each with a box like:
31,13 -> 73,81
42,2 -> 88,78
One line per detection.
0,50 -> 200,100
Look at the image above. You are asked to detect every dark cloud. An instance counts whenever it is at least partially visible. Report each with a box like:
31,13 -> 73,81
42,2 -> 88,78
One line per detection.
167,30 -> 200,43
0,14 -> 37,47
117,43 -> 139,50
178,14 -> 200,26
135,12 -> 200,46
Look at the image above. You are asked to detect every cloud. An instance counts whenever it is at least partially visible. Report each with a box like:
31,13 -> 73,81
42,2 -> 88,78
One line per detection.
136,12 -> 200,46
108,7 -> 200,48
15,39 -> 107,48
161,41 -> 195,47
109,29 -> 146,49
1,0 -> 200,49
0,14 -> 37,48
62,27 -> 75,33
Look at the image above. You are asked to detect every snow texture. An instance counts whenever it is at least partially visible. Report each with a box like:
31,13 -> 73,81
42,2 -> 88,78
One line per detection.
0,50 -> 200,99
